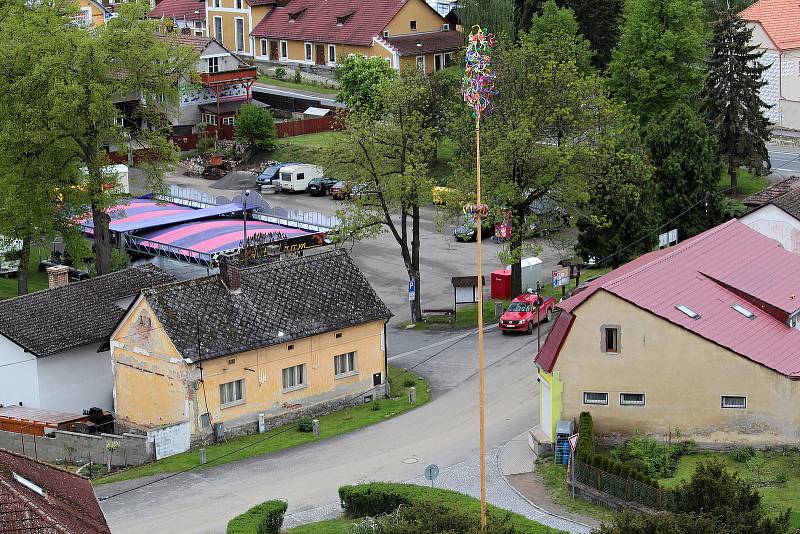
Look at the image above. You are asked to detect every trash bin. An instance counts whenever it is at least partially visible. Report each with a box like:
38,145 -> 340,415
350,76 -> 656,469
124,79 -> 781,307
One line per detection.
491,269 -> 512,300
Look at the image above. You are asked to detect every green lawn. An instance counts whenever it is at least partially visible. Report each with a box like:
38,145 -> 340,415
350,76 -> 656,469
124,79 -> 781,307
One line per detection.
257,75 -> 338,95
660,451 -> 800,529
537,455 -> 616,524
267,132 -> 341,166
0,247 -> 53,300
288,518 -> 354,533
93,367 -> 430,486
718,168 -> 769,199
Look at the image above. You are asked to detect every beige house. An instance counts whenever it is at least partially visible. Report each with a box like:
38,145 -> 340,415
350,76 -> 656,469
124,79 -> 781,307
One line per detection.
111,249 -> 392,442
741,0 -> 800,131
535,220 -> 800,448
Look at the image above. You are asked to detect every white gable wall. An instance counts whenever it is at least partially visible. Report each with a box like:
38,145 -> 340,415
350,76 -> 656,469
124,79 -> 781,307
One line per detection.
746,21 -> 800,130
740,204 -> 800,253
36,344 -> 114,413
0,335 -> 40,407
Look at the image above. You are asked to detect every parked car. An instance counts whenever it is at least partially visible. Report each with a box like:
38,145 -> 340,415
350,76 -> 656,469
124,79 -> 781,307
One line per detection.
529,195 -> 570,236
499,292 -> 556,335
307,176 -> 338,196
331,181 -> 352,200
256,162 -> 300,186
454,217 -> 494,242
278,164 -> 324,192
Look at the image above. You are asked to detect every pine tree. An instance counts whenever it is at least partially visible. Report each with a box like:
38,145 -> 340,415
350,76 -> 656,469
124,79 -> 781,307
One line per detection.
557,0 -> 622,68
701,8 -> 771,195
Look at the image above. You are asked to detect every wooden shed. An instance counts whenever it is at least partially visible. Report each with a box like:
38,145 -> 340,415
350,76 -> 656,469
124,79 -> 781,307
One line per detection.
0,406 -> 90,436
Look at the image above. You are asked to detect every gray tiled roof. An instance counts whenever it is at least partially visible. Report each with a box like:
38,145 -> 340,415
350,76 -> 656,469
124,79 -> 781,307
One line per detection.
0,265 -> 176,357
743,176 -> 800,207
142,249 -> 392,361
772,186 -> 800,220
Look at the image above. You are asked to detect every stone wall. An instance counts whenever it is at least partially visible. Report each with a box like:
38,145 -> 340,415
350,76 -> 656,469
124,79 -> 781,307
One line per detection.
0,429 -> 153,467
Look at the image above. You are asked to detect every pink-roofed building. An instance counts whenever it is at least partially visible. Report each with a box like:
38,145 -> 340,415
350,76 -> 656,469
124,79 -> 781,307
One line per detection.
740,0 -> 800,131
149,0 -> 207,37
533,220 -> 800,448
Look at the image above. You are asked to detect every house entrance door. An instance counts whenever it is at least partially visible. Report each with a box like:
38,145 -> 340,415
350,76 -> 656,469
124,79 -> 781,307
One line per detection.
269,40 -> 279,60
315,45 -> 325,65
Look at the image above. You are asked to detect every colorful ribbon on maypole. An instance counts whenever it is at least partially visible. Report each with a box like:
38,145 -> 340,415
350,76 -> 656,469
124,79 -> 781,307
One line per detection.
462,24 -> 497,532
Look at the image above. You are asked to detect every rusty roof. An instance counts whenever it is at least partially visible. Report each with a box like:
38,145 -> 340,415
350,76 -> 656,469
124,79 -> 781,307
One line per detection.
383,30 -> 463,56
743,176 -> 800,207
534,310 -> 574,373
557,220 -> 800,377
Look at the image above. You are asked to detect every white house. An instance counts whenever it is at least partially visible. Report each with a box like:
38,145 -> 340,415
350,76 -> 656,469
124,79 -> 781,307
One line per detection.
741,180 -> 800,253
0,264 -> 175,413
741,0 -> 800,131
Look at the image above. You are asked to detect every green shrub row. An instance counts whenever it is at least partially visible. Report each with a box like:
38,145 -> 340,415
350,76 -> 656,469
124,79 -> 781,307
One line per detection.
226,499 -> 287,534
589,454 -> 659,488
575,411 -> 594,461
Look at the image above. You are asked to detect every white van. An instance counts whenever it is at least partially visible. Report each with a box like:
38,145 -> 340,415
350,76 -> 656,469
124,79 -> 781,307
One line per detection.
278,164 -> 324,192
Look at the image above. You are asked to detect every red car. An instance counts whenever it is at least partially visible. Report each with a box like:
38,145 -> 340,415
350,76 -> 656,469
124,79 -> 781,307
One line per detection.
499,292 -> 556,334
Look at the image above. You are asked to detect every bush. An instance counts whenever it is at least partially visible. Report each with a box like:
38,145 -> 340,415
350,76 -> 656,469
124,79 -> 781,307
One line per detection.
274,66 -> 287,79
292,70 -> 302,84
611,435 -> 683,478
234,104 -> 277,152
402,377 -> 416,388
776,472 -> 788,484
732,446 -> 756,463
297,416 -> 313,433
576,412 -> 594,461
349,501 -> 516,534
226,499 -> 287,534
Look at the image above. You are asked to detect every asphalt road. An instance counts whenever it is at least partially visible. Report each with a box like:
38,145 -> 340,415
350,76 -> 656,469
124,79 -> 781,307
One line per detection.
770,148 -> 800,177
97,324 -> 549,534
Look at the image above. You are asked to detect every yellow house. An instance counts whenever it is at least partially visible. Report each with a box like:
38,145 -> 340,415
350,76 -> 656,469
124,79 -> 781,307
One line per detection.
249,0 -> 461,73
205,0 -> 275,56
110,249 -> 392,442
73,0 -> 111,26
535,220 -> 800,448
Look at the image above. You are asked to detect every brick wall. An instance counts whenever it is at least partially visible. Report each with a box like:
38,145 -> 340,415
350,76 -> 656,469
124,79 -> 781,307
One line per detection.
0,429 -> 153,467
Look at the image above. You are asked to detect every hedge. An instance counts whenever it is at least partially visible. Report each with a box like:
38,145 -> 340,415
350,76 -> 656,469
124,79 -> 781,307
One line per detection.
338,482 -> 562,533
227,499 -> 287,534
575,411 -> 594,462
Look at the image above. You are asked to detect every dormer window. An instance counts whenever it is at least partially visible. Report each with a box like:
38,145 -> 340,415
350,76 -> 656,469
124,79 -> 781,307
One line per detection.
289,8 -> 306,21
336,11 -> 354,25
382,30 -> 389,38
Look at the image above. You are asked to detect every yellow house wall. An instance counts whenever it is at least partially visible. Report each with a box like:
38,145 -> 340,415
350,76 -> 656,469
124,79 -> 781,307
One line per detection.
206,0 -> 253,54
383,0 -> 445,36
553,290 -> 800,445
76,0 -> 106,26
267,40 -> 387,65
112,298 -> 387,436
399,52 -> 445,74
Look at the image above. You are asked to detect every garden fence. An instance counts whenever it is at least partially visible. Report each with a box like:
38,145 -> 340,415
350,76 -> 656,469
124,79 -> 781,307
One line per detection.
574,460 -> 673,510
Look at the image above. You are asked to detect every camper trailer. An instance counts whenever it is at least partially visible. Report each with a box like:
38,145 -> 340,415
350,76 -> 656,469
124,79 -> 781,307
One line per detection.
278,164 -> 324,192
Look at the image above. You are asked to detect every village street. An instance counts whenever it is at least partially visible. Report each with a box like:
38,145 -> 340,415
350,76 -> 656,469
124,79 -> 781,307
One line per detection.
97,323 -> 553,533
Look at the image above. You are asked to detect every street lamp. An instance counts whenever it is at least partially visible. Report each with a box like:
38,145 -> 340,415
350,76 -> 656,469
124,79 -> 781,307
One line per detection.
243,190 -> 250,265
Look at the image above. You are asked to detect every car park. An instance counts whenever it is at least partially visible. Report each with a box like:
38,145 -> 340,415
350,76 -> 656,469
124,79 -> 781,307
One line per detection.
307,176 -> 338,196
278,164 -> 324,192
499,292 -> 556,334
256,162 -> 300,186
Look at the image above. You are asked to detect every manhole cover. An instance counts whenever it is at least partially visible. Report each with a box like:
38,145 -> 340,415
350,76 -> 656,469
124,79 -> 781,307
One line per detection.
402,457 -> 419,464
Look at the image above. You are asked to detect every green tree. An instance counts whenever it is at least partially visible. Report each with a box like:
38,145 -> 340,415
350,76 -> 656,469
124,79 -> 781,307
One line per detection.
335,55 -> 396,114
234,103 -> 277,152
530,0 -> 593,73
458,0 -> 517,39
576,135 -> 658,267
645,104 -> 721,240
557,0 -> 622,68
595,510 -> 729,534
701,8 -> 771,195
515,0 -> 543,32
607,0 -> 708,124
327,68 -> 447,323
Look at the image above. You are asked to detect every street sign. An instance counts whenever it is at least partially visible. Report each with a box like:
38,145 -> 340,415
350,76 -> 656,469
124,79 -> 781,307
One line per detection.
408,278 -> 416,302
659,228 -> 678,248
568,433 -> 580,452
552,268 -> 570,288
425,464 -> 439,483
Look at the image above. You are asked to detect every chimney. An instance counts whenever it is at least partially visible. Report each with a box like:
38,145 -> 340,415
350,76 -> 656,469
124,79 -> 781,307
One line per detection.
46,265 -> 70,289
218,253 -> 241,293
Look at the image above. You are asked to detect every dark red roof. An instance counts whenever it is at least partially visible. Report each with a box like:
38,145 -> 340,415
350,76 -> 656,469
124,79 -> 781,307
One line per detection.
251,0 -> 408,46
558,220 -> 800,377
155,32 -> 215,53
0,449 -> 110,533
534,310 -> 574,373
149,0 -> 205,21
740,0 -> 800,50
383,29 -> 463,56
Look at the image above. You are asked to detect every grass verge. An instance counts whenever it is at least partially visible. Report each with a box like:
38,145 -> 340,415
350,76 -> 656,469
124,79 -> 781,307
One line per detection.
0,247 -> 53,300
660,450 -> 800,529
288,518 -> 354,533
257,75 -> 338,95
93,367 -> 430,486
536,455 -> 616,524
718,168 -> 769,199
266,132 -> 342,166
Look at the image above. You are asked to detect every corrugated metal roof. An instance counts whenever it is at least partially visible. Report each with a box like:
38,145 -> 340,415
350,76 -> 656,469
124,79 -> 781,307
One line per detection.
558,220 -> 800,377
534,310 -> 574,373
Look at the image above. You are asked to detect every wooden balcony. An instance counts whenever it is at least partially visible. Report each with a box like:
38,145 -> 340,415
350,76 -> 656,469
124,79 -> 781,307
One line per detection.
200,66 -> 258,86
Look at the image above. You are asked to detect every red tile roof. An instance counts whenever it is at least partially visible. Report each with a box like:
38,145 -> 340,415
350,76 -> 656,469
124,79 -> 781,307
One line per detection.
534,310 -> 574,373
557,220 -> 800,377
155,32 -> 215,53
251,0 -> 408,46
0,449 -> 110,533
149,0 -> 205,21
740,0 -> 800,50
383,29 -> 463,56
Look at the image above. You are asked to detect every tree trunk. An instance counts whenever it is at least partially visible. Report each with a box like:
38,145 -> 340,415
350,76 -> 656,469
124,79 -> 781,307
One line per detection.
92,201 -> 113,275
17,236 -> 31,296
411,204 -> 422,323
729,158 -> 738,196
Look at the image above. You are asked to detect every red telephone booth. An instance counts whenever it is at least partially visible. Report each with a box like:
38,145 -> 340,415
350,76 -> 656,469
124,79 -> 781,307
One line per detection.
491,269 -> 512,300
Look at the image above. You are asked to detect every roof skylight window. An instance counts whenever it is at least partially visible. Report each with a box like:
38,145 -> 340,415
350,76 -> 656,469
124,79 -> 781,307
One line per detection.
675,304 -> 701,320
732,303 -> 756,319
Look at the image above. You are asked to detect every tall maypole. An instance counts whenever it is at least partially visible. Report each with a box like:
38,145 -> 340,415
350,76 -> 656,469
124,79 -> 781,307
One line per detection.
462,25 -> 497,531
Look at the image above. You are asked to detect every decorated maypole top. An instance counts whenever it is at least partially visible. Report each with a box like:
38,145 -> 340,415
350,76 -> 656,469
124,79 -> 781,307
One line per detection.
462,25 -> 497,120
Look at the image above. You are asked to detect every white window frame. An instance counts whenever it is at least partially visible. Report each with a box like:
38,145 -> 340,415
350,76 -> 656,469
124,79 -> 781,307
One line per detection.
282,364 -> 307,391
619,393 -> 645,406
201,112 -> 218,126
583,392 -> 608,405
222,116 -> 235,125
260,39 -> 268,57
382,30 -> 389,38
212,0 -> 220,7
328,44 -> 336,65
219,379 -> 245,408
213,16 -> 223,43
234,17 -> 245,52
235,0 -> 242,7
434,53 -> 444,72
207,56 -> 220,73
416,55 -> 424,71
721,395 -> 746,409
334,351 -> 358,378
280,40 -> 288,60
304,42 -> 313,62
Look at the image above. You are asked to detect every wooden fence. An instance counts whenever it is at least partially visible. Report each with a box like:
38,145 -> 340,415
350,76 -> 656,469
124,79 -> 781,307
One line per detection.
276,115 -> 339,138
574,460 -> 673,510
